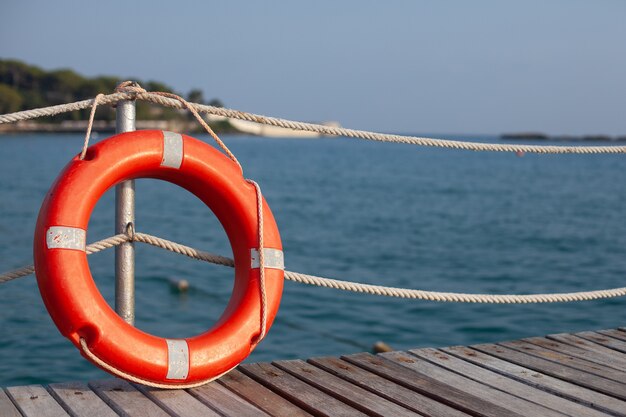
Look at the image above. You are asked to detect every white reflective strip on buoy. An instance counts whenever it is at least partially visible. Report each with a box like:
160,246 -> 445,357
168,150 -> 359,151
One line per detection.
46,226 -> 86,251
251,248 -> 284,270
161,131 -> 183,169
166,339 -> 189,380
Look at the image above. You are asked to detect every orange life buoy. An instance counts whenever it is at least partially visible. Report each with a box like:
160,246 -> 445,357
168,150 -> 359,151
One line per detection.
33,130 -> 284,386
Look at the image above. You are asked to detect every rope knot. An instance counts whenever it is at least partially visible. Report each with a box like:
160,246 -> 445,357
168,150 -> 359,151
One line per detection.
125,222 -> 136,242
115,81 -> 146,95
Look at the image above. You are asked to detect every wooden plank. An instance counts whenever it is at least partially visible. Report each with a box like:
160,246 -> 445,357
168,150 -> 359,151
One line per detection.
597,329 -> 626,343
576,331 -> 626,354
523,336 -> 626,370
410,347 -> 609,417
240,362 -> 368,417
275,359 -> 420,417
134,384 -> 221,417
548,332 -> 626,359
49,382 -> 118,417
0,388 -> 23,417
6,329 -> 626,417
189,382 -> 269,417
473,343 -> 626,401
444,345 -> 626,417
381,351 -> 564,417
5,385 -> 69,417
309,356 -> 470,417
500,340 -> 626,383
597,329 -> 626,342
218,369 -> 312,417
343,352 -> 525,417
89,379 -> 170,417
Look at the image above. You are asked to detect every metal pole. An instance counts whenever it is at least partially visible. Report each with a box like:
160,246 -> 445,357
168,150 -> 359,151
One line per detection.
115,100 -> 136,325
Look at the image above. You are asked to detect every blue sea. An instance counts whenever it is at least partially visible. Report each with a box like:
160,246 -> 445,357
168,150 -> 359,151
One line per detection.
0,132 -> 625,387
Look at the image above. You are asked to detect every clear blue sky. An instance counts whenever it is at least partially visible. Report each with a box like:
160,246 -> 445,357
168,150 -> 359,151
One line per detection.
2,0 -> 625,135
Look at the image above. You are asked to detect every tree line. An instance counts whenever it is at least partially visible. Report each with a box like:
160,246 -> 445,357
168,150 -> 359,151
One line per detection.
0,59 -> 224,124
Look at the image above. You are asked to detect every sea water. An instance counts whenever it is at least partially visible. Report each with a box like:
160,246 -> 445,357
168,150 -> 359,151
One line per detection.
0,133 -> 624,386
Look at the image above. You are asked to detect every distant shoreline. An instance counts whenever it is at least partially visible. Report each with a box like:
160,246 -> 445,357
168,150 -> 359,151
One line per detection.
0,120 -> 238,135
2,123 -> 625,142
0,118 -> 340,138
501,132 -> 626,142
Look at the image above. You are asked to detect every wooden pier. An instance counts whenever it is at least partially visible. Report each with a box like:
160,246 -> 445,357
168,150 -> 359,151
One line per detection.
2,328 -> 626,416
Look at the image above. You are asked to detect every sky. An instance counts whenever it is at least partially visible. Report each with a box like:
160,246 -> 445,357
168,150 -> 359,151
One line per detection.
1,0 -> 626,135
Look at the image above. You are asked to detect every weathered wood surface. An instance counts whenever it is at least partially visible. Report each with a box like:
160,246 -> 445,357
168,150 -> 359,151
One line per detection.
49,382 -> 118,417
308,356 -> 470,417
273,359 -> 420,416
89,379 -> 170,417
409,347 -> 608,417
218,369 -> 313,417
524,336 -> 626,370
578,330 -> 626,353
136,384 -> 221,417
189,382 -> 269,416
3,328 -> 626,416
240,362 -> 368,416
443,344 -> 626,416
0,388 -> 24,417
499,339 -> 626,383
474,342 -> 626,400
5,385 -> 69,417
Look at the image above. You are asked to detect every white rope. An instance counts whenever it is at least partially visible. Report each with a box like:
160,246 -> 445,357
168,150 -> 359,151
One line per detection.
0,93 -> 128,123
2,231 -> 625,303
282,271 -> 626,303
2,91 -> 626,154
0,265 -> 35,283
79,93 -> 104,160
246,179 -> 268,342
133,232 -> 234,267
112,83 -> 244,171
79,338 -> 235,389
0,234 -> 129,284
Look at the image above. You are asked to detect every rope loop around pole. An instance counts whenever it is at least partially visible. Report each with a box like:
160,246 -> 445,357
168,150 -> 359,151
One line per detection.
114,81 -> 147,96
125,222 -> 136,242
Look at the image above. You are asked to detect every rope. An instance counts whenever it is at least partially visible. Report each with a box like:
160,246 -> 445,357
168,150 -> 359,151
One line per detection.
150,92 -> 243,172
79,93 -> 104,160
282,271 -> 626,303
0,265 -> 35,283
0,93 -> 129,123
2,231 -> 625,304
2,91 -> 626,154
79,338 -> 235,389
133,233 -> 234,267
246,179 -> 267,342
0,234 -> 129,284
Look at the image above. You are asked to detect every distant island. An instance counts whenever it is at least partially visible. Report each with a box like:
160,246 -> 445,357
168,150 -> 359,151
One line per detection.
502,132 -> 626,142
0,59 -> 236,134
